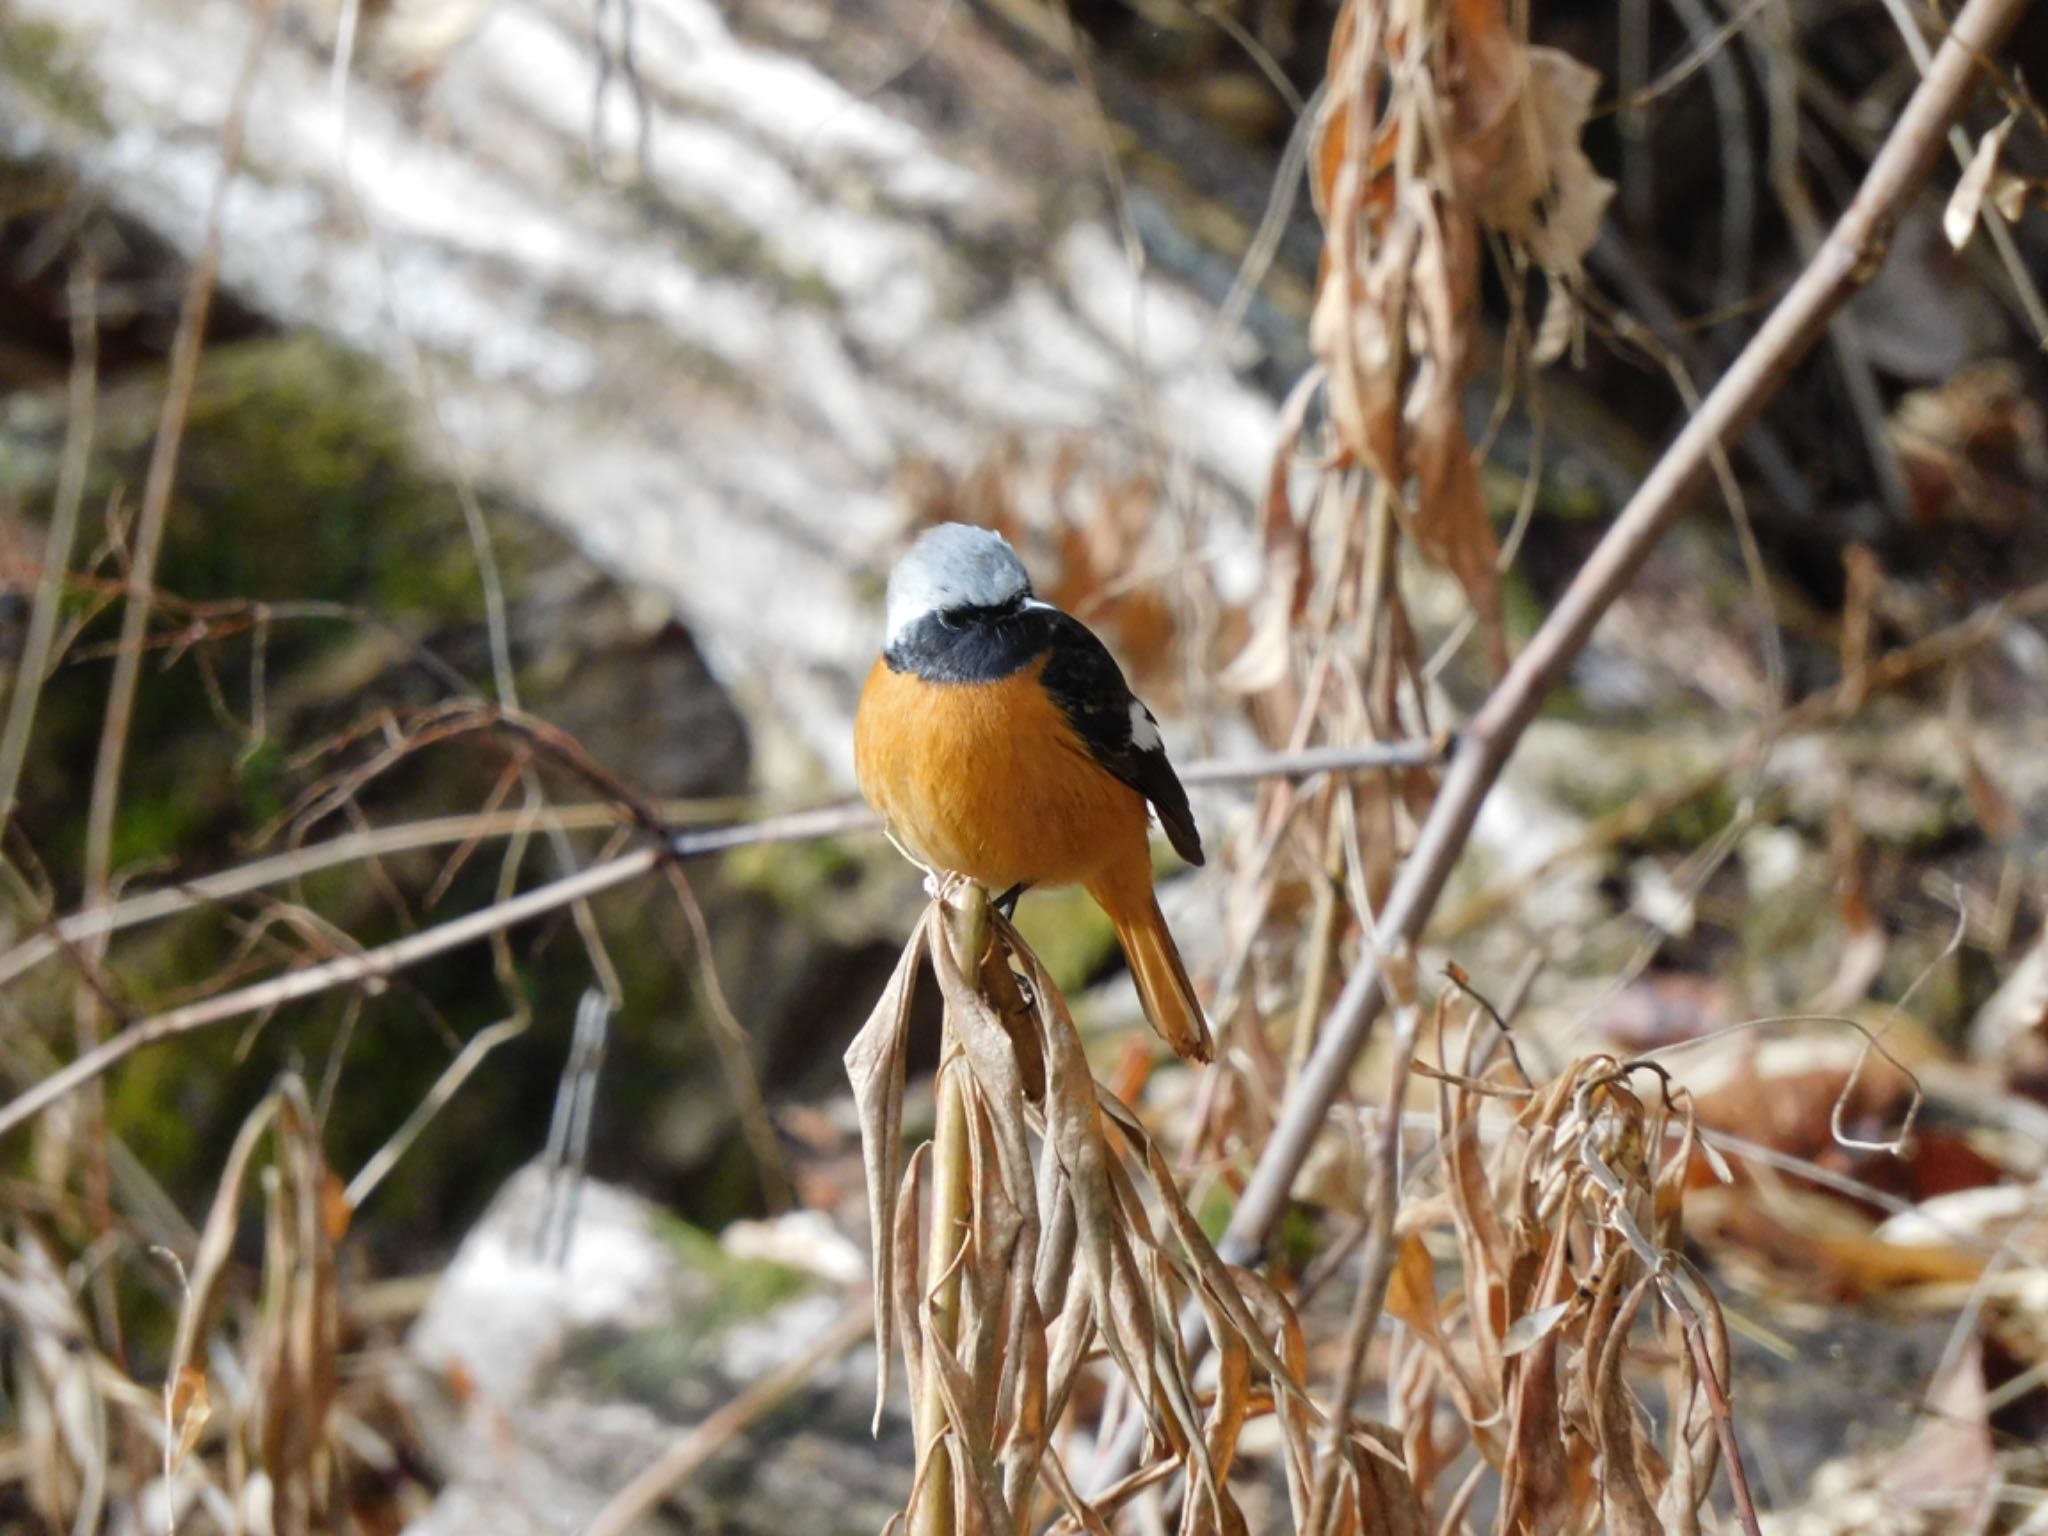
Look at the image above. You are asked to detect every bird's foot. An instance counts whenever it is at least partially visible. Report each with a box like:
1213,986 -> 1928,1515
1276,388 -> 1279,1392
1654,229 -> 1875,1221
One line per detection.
994,883 -> 1027,920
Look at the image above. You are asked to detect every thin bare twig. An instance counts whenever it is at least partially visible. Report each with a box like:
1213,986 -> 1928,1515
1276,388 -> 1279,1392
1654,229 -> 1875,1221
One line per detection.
1663,1268 -> 1765,1536
1220,0 -> 2033,1269
0,738 -> 1440,994
66,1 -> 275,1358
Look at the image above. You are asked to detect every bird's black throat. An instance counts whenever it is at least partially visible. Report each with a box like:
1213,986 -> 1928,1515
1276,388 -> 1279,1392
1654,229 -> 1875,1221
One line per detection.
884,597 -> 1055,683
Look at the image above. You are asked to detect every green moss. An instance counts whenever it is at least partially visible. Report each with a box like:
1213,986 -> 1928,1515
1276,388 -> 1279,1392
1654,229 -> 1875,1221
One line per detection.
722,835 -> 906,947
0,333 -> 585,1232
157,335 -> 491,622
654,1212 -> 814,1322
1012,884 -> 1119,997
1276,1203 -> 1320,1278
1637,781 -> 1743,852
563,1214 -> 818,1403
0,14 -> 111,133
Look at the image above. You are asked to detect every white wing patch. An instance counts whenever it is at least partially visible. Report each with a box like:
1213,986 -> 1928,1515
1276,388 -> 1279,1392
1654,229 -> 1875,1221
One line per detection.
1129,700 -> 1162,752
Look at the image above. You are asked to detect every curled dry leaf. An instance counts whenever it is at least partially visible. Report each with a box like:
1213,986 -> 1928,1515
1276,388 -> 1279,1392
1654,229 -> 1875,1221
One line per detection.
251,1080 -> 343,1513
1383,1025 -> 1742,1536
1306,0 -> 1612,676
168,1365 -> 211,1472
1477,48 -> 1616,281
1944,109 -> 2020,251
844,911 -> 927,1428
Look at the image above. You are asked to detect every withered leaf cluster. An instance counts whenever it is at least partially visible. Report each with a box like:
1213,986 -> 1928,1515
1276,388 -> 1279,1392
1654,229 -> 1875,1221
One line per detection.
1389,1017 -> 1744,1536
1306,0 -> 1614,675
846,891 -> 1423,1534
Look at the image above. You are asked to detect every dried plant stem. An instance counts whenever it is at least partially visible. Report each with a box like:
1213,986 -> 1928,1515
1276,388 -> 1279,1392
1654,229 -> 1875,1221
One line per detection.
580,1299 -> 872,1536
0,797 -> 782,989
1221,0 -> 2031,1269
1662,1272 -> 1764,1536
915,884 -> 987,1536
64,1 -> 274,1356
1304,996 -> 1423,1536
78,0 -> 271,942
0,845 -> 660,1143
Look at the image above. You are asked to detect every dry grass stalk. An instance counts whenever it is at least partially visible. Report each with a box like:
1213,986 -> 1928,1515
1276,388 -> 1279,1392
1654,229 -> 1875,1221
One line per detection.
0,1071 -> 363,1535
165,1074 -> 347,1534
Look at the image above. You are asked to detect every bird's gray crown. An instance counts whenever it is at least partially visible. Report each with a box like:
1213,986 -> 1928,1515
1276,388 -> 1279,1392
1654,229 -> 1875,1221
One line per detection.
884,523 -> 1033,645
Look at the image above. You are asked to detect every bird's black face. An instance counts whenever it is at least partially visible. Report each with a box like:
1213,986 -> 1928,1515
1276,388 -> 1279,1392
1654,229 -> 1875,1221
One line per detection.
883,589 -> 1058,684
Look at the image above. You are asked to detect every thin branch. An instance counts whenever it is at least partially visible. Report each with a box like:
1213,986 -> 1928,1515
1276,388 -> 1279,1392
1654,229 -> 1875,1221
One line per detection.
1178,737 -> 1446,785
0,740 -> 1442,991
1220,0 -> 2033,1269
79,0 -> 272,926
0,797 -> 746,989
0,847 -> 659,1143
65,2 -> 274,1349
0,732 -> 1447,1141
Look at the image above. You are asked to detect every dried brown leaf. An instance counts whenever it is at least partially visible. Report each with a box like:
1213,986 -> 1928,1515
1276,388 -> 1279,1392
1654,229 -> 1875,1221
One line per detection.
1234,1268 -> 1318,1520
924,1322 -> 1017,1536
933,914 -> 1038,1224
1382,1233 -> 1438,1337
1104,1098 -> 1316,1412
168,1364 -> 211,1471
1589,1274 -> 1662,1535
171,1090 -> 283,1380
1497,1222 -> 1577,1536
1476,47 -> 1616,277
1945,109 -> 2019,251
999,918 -> 1166,1437
996,1278 -> 1049,1531
252,1081 -> 341,1499
846,912 -> 929,1428
894,1145 -> 930,1410
1347,1422 -> 1428,1536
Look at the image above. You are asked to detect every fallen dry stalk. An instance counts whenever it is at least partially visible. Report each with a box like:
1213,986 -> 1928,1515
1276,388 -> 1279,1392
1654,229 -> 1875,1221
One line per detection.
1222,0 -> 2036,1271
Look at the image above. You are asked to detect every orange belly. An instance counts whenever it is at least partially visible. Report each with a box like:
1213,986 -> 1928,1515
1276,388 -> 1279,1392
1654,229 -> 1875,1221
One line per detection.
853,656 -> 1151,891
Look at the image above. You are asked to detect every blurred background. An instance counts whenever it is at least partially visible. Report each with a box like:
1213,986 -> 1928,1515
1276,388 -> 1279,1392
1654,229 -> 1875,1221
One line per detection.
3,0 -> 2048,1529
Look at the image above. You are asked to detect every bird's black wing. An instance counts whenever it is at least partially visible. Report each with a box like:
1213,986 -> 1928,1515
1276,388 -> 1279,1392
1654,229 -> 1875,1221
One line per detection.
1038,609 -> 1204,868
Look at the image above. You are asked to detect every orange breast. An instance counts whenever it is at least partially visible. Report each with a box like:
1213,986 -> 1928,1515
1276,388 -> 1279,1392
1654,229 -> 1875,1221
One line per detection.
853,656 -> 1151,892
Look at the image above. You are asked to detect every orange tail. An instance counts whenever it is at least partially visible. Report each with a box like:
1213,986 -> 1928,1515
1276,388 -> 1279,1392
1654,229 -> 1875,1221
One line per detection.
1090,871 -> 1212,1064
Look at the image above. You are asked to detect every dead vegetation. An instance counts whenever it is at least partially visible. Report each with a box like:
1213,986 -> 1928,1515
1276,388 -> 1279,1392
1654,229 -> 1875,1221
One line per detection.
4,0 -> 2048,1531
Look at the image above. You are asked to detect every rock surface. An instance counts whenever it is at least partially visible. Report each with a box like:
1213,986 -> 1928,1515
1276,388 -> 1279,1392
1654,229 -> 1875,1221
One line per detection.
1,0 -> 1282,787
400,1162 -> 904,1535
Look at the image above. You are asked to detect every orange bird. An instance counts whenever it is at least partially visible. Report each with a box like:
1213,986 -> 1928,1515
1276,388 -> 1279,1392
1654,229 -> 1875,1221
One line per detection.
854,523 -> 1211,1062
